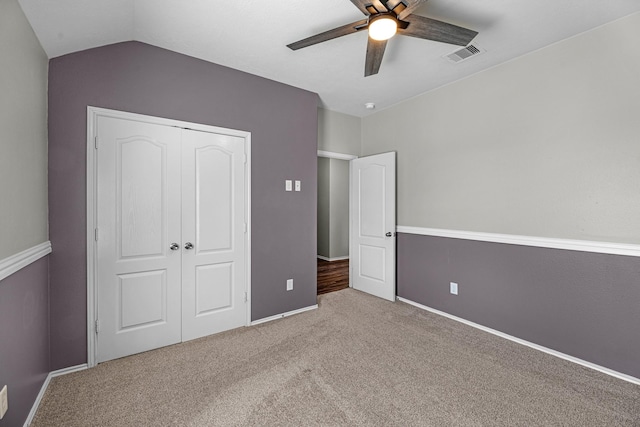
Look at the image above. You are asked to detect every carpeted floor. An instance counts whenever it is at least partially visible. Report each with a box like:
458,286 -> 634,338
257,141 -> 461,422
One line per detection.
33,289 -> 640,426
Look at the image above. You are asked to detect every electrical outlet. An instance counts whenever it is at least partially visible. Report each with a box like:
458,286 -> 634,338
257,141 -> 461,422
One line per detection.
294,180 -> 301,192
450,282 -> 458,295
0,385 -> 8,419
286,279 -> 293,291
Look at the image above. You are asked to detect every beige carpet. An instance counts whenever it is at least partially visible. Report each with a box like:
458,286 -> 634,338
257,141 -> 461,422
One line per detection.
33,289 -> 640,426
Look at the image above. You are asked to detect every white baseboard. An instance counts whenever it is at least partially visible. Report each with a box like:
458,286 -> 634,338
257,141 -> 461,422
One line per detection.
24,364 -> 88,427
396,226 -> 640,258
317,255 -> 349,262
0,241 -> 52,282
250,305 -> 318,326
397,297 -> 640,386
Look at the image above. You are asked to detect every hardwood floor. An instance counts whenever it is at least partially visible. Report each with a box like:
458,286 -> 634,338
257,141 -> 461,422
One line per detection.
317,258 -> 349,295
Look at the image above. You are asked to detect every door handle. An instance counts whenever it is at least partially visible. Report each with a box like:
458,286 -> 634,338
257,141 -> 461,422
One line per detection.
169,243 -> 180,251
184,242 -> 194,250
385,232 -> 394,237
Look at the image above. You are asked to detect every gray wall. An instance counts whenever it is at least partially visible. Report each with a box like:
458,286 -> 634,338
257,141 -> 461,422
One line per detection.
317,157 -> 331,258
329,159 -> 350,259
48,41 -> 318,370
0,258 -> 50,427
397,233 -> 640,379
0,0 -> 48,259
318,108 -> 361,156
362,12 -> 640,244
360,13 -> 640,377
0,2 -> 50,426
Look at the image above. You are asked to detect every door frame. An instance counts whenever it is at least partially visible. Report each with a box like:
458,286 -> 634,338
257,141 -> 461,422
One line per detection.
86,106 -> 252,368
316,150 -> 358,286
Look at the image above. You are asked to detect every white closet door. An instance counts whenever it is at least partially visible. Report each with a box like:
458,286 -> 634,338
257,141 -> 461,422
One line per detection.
181,129 -> 247,341
96,116 -> 182,363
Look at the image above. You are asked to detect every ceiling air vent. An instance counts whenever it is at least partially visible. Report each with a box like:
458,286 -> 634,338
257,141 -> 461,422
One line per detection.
444,44 -> 484,63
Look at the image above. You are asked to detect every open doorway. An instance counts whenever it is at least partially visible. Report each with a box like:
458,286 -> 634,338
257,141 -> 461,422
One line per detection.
317,151 -> 357,295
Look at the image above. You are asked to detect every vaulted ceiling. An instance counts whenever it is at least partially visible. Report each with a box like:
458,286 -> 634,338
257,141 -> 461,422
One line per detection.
18,0 -> 640,117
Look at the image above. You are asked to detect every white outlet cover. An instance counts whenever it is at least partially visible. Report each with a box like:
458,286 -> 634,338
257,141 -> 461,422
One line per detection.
286,278 -> 293,291
285,180 -> 292,191
295,180 -> 301,191
450,282 -> 458,295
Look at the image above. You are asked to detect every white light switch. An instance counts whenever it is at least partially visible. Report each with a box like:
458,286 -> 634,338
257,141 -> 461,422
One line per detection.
286,279 -> 293,291
0,385 -> 7,420
295,180 -> 301,192
450,282 -> 458,295
285,180 -> 292,191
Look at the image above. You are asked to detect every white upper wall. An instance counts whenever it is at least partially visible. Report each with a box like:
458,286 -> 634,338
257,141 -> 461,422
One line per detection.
361,12 -> 640,244
0,0 -> 49,259
318,108 -> 361,156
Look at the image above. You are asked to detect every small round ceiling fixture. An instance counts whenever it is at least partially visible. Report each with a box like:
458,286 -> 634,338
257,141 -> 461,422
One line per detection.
365,102 -> 376,110
368,14 -> 398,41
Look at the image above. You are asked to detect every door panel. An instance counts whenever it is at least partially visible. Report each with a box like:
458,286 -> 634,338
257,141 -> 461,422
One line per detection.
96,116 -> 182,363
359,245 -> 385,282
195,146 -> 233,252
118,269 -> 167,329
119,138 -> 165,258
181,129 -> 247,341
350,152 -> 396,302
359,165 -> 385,238
196,263 -> 233,314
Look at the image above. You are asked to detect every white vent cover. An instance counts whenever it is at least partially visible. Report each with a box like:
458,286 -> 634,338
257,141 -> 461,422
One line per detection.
444,44 -> 485,63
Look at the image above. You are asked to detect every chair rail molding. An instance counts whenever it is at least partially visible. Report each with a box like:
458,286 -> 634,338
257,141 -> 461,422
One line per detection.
0,241 -> 52,282
396,226 -> 640,257
317,150 -> 358,160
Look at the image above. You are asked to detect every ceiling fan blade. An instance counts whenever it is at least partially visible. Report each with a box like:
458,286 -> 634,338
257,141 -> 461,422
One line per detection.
399,15 -> 477,46
364,38 -> 388,77
396,0 -> 427,20
287,19 -> 369,50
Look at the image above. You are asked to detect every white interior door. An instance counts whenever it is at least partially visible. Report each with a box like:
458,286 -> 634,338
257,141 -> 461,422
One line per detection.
96,116 -> 182,363
350,152 -> 396,301
95,112 -> 248,363
181,129 -> 247,341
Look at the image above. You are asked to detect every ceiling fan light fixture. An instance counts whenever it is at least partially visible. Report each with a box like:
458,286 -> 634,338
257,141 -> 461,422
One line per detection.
368,14 -> 398,41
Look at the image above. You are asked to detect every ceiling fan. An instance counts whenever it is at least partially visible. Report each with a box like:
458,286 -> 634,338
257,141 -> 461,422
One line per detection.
287,0 -> 478,77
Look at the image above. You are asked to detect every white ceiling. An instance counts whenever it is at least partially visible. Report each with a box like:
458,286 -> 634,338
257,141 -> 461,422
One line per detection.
18,0 -> 640,117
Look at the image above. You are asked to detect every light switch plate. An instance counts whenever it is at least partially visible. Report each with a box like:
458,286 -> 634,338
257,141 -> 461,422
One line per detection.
450,282 -> 458,295
286,279 -> 293,291
0,385 -> 8,419
295,180 -> 301,192
285,180 -> 292,191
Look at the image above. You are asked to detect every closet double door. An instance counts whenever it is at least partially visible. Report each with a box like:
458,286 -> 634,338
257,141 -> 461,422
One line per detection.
96,115 -> 247,363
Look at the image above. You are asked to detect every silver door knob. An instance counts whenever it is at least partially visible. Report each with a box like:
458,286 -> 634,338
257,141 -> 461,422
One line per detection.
184,242 -> 194,250
170,243 -> 180,251
385,232 -> 393,237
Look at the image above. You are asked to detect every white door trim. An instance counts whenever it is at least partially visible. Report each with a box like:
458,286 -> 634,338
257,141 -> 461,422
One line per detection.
86,106 -> 252,368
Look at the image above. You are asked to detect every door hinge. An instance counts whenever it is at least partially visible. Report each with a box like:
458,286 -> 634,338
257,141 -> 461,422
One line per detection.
243,154 -> 247,164
244,292 -> 248,303
95,319 -> 100,334
94,136 -> 98,149
94,228 -> 99,241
